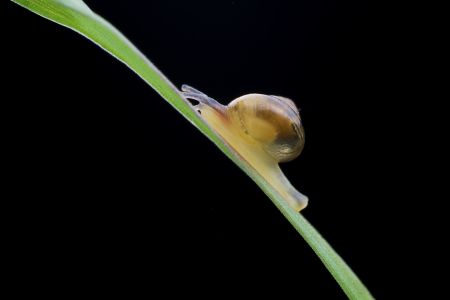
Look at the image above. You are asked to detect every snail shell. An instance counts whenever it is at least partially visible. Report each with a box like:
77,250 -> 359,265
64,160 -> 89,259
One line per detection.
181,85 -> 308,211
227,94 -> 305,163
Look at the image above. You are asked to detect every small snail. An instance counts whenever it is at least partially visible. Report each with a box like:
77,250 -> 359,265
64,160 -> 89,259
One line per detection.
182,84 -> 308,211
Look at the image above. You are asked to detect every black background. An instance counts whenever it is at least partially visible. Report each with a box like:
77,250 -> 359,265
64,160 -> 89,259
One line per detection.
2,1 -> 433,299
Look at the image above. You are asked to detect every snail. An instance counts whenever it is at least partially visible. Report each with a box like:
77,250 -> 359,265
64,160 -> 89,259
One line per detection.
181,84 -> 308,211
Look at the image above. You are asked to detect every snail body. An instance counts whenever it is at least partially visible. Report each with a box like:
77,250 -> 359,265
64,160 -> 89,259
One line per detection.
182,85 -> 308,211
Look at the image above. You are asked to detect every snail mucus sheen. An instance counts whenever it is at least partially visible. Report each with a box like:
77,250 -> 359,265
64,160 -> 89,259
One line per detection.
182,85 -> 308,211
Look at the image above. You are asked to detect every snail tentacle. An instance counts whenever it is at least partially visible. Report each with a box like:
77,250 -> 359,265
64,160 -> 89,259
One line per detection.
181,84 -> 225,112
181,84 -> 206,95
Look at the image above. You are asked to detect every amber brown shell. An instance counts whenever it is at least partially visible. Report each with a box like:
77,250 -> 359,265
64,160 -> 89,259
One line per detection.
227,94 -> 305,162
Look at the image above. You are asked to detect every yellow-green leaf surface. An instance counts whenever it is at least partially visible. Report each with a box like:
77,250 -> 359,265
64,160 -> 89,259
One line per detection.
11,1 -> 374,299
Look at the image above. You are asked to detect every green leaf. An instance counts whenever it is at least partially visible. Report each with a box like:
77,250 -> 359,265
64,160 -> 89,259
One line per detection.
10,1 -> 374,299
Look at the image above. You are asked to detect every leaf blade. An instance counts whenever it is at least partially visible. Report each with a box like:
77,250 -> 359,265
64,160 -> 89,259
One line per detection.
10,1 -> 374,299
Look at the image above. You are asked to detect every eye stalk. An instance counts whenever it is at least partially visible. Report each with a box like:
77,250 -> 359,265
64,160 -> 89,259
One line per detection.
181,85 -> 226,114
